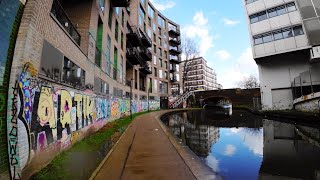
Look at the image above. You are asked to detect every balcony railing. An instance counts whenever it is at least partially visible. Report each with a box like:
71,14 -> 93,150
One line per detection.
169,55 -> 181,63
140,48 -> 152,61
170,65 -> 177,72
126,47 -> 142,65
51,0 -> 81,45
169,37 -> 181,46
171,76 -> 177,82
169,46 -> 182,55
139,61 -> 152,75
111,0 -> 130,7
168,26 -> 180,37
127,26 -> 143,47
140,30 -> 152,47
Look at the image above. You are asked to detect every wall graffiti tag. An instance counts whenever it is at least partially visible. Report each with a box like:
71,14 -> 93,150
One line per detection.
7,62 -> 160,179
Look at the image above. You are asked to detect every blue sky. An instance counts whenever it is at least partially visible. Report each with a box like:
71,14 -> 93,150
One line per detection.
150,0 -> 259,88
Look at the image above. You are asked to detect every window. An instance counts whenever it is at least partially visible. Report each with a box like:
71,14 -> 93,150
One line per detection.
99,0 -> 105,11
254,36 -> 263,45
282,28 -> 293,38
273,30 -> 283,40
286,2 -> 296,12
253,25 -> 304,45
63,57 -> 85,88
121,32 -> 124,49
158,27 -> 161,35
153,44 -> 156,53
246,0 -> 258,4
139,6 -> 145,27
154,67 -> 157,77
115,7 -> 120,15
159,58 -> 162,67
153,55 -> 157,65
148,4 -> 155,18
258,11 -> 267,21
159,69 -> 163,78
147,28 -> 151,38
106,35 -> 111,74
158,15 -> 165,28
293,25 -> 304,36
158,48 -> 162,56
148,17 -> 151,26
158,37 -> 162,46
108,5 -> 113,28
276,5 -> 286,16
249,14 -> 259,24
153,33 -> 156,42
115,21 -> 119,41
121,10 -> 125,26
152,23 -> 156,31
164,71 -> 168,79
267,8 -> 277,18
165,61 -> 168,69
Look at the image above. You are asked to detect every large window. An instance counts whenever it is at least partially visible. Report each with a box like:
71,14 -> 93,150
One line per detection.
249,2 -> 297,24
139,6 -> 145,27
253,25 -> 304,45
148,4 -> 155,18
106,35 -> 111,74
158,15 -> 165,28
63,57 -> 85,89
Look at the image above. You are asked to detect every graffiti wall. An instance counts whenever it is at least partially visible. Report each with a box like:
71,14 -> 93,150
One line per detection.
0,0 -> 24,179
7,63 -> 160,179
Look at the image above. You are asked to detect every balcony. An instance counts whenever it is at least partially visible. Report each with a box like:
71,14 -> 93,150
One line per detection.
169,46 -> 182,55
51,0 -> 81,45
140,31 -> 152,47
126,47 -> 141,65
170,76 -> 177,82
170,65 -> 177,73
139,63 -> 152,75
127,26 -> 142,47
111,0 -> 129,7
140,48 -> 152,61
168,26 -> 180,37
169,55 -> 181,64
169,37 -> 181,46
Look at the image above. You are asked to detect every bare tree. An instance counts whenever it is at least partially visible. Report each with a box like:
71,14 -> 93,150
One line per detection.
181,38 -> 200,93
236,75 -> 260,89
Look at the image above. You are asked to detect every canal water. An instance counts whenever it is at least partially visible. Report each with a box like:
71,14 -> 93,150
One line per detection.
161,110 -> 320,180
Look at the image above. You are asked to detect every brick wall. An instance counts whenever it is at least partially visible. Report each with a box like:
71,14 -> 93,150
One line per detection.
0,0 -> 24,179
4,0 -> 160,179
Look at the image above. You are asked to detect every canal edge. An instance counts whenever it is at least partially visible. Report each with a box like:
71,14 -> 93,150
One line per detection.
156,111 -> 221,180
89,121 -> 134,180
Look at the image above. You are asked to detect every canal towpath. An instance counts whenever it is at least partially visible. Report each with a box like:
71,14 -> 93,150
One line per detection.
89,110 -> 219,180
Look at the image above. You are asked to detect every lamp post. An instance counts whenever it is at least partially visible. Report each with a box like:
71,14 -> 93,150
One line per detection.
130,78 -> 133,119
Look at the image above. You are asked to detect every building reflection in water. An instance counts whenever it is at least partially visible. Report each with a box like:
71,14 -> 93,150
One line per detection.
261,120 -> 320,180
162,110 -> 320,179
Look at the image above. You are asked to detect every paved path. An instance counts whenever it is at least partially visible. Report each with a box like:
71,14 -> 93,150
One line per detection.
90,110 -> 209,180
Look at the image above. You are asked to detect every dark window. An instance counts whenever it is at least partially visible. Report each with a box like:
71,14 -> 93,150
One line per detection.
258,11 -> 267,21
249,14 -> 259,23
293,25 -> 304,36
63,57 -> 85,89
282,28 -> 293,38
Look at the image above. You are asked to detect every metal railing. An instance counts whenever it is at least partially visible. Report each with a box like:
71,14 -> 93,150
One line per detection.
51,0 -> 81,45
292,69 -> 320,99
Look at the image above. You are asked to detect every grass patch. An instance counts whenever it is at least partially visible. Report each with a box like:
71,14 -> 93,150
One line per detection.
31,110 -> 157,180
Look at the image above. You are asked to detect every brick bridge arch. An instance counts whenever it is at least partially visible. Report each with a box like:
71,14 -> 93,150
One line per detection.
194,88 -> 260,108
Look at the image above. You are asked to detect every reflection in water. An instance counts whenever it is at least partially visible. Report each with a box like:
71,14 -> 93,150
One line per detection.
161,110 -> 320,180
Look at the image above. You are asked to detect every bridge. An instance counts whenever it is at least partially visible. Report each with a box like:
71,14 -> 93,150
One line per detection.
193,88 -> 261,109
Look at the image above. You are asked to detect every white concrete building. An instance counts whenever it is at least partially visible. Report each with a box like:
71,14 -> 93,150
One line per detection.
182,57 -> 221,91
243,0 -> 320,111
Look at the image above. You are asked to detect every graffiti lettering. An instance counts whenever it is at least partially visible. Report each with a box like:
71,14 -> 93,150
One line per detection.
41,67 -> 61,82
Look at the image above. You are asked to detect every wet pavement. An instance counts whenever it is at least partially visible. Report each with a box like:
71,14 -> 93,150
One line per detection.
161,110 -> 320,180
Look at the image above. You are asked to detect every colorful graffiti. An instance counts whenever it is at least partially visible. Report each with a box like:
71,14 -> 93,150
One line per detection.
7,63 -> 160,179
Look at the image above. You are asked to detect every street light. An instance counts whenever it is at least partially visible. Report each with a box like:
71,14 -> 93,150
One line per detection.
130,78 -> 133,120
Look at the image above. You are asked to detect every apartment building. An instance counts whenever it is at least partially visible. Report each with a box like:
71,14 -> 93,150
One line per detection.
182,57 -> 221,91
244,0 -> 320,111
2,0 -> 182,178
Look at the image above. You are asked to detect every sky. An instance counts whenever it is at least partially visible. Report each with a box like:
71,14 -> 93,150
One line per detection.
150,0 -> 259,88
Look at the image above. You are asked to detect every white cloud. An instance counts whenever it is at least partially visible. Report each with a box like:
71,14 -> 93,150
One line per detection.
149,0 -> 176,11
206,155 -> 220,172
215,50 -> 232,61
182,11 -> 217,56
223,144 -> 236,156
223,18 -> 240,26
242,130 -> 263,157
216,47 -> 258,89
